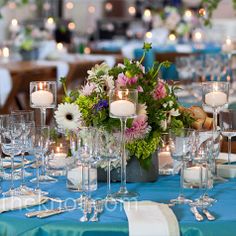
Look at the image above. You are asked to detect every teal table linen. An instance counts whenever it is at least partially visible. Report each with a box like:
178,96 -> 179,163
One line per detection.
1,174 -> 236,236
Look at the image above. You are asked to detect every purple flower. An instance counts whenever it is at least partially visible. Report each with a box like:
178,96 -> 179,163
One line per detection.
152,80 -> 167,100
93,99 -> 109,112
125,115 -> 151,141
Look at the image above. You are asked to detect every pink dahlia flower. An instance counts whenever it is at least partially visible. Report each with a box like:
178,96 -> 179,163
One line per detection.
125,115 -> 151,141
116,73 -> 138,87
152,80 -> 167,100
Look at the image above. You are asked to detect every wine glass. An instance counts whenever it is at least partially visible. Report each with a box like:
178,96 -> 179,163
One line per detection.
11,110 -> 34,177
202,81 -> 229,131
30,81 -> 57,126
169,128 -> 195,205
109,88 -> 138,199
30,125 -> 50,196
98,129 -> 120,202
1,118 -> 23,196
219,109 -> 236,164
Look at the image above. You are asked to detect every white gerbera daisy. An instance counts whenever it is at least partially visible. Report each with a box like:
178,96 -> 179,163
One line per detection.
55,103 -> 81,131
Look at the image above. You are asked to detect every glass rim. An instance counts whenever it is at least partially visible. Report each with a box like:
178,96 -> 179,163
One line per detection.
30,81 -> 57,84
201,81 -> 229,85
109,88 -> 138,92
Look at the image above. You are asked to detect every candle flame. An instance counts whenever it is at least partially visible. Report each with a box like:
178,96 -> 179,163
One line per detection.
59,143 -> 63,147
118,91 -> 123,99
39,82 -> 43,90
227,75 -> 231,82
57,43 -> 63,50
2,47 -> 9,57
56,147 -> 60,153
11,19 -> 18,26
47,17 -> 54,24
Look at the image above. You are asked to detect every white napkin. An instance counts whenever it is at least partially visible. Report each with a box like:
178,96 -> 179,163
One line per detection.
124,201 -> 180,236
0,68 -> 12,107
0,195 -> 48,213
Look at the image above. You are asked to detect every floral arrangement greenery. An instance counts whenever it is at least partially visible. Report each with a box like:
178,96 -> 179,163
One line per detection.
55,43 -> 194,169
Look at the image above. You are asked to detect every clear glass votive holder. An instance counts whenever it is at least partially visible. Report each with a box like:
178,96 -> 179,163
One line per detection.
30,81 -> 57,109
47,142 -> 73,177
66,162 -> 97,192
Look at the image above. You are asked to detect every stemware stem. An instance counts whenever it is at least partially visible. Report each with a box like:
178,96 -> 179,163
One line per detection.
40,108 -> 47,126
36,155 -> 40,191
120,117 -> 127,194
228,136 -> 232,164
212,108 -> 218,131
21,152 -> 25,186
107,160 -> 111,197
10,154 -> 14,191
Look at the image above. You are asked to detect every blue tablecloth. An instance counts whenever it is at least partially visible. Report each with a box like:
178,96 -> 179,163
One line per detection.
1,166 -> 236,236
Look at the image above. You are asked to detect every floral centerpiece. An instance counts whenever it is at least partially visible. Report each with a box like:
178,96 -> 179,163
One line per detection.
14,25 -> 50,60
55,43 -> 193,172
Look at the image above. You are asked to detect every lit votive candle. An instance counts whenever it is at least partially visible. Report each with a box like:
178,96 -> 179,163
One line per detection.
9,19 -> 20,33
222,37 -> 234,53
110,100 -> 135,117
57,43 -> 67,54
205,91 -> 227,107
31,82 -> 54,107
184,166 -> 207,185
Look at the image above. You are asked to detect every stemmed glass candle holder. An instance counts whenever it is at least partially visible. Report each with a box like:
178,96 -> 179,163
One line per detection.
30,81 -> 57,126
202,81 -> 229,131
109,89 -> 138,199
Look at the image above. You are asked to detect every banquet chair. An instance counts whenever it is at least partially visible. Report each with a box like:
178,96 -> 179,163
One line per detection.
0,62 -> 56,119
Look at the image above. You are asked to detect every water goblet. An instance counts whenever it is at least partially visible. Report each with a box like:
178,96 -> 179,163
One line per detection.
189,136 -> 215,209
78,127 -> 98,201
202,81 -> 229,131
30,125 -> 50,196
30,81 -> 57,126
219,109 -> 236,164
169,128 -> 195,205
0,114 -> 11,180
109,88 -> 138,199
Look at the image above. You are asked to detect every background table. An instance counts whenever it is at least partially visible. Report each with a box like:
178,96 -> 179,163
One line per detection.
1,171 -> 236,236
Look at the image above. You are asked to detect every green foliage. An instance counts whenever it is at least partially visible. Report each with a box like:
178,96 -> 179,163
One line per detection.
127,135 -> 160,170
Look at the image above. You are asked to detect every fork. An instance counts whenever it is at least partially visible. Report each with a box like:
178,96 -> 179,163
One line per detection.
190,206 -> 204,221
202,208 -> 215,221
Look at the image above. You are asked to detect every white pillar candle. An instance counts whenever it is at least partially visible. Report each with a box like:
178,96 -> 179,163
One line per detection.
57,43 -> 67,54
158,151 -> 173,168
31,90 -> 53,107
184,166 -> 208,185
67,165 -> 97,191
205,91 -> 227,107
110,100 -> 135,117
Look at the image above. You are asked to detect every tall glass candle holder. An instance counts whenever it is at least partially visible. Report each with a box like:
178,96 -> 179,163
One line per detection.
109,89 -> 138,199
202,81 -> 229,131
30,81 -> 57,125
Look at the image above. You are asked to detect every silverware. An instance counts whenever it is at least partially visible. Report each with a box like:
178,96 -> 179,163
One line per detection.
190,207 -> 204,221
37,206 -> 75,218
25,209 -> 55,218
90,200 -> 104,222
80,199 -> 91,222
202,208 -> 215,221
